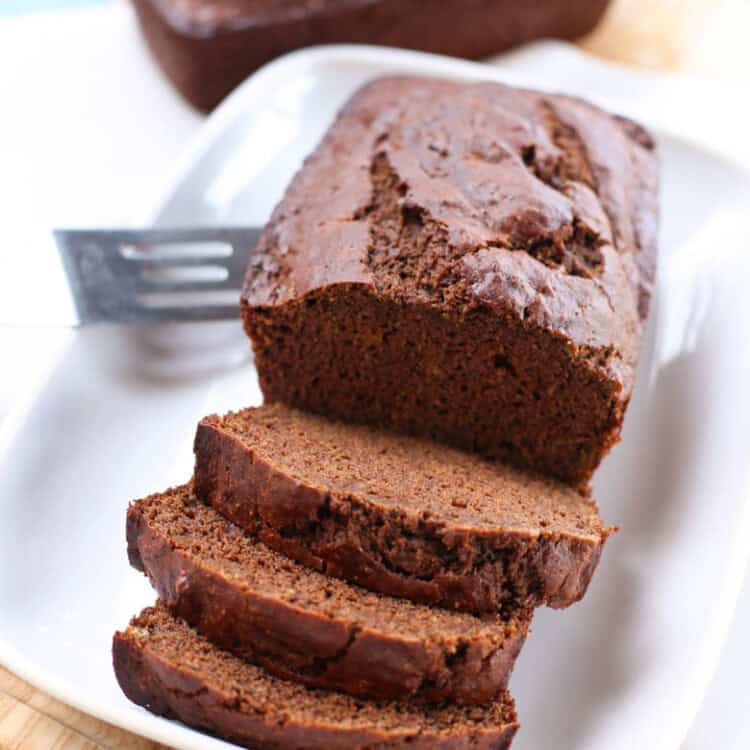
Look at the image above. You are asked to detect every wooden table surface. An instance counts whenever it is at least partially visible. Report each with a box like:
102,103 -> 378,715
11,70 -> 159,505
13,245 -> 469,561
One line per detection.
1,0 -> 746,748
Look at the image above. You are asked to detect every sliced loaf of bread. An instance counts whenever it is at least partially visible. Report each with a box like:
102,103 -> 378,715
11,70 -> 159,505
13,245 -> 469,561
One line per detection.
128,484 -> 530,704
113,604 -> 519,749
194,404 -> 613,614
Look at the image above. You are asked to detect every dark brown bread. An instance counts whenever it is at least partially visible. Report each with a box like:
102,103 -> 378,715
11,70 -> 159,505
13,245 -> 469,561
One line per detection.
131,0 -> 610,112
193,404 -> 613,614
243,76 -> 658,490
128,484 -> 531,704
113,604 -> 519,749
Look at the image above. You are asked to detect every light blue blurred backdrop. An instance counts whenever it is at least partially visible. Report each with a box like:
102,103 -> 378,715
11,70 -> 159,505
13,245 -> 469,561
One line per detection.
1,0 -> 110,14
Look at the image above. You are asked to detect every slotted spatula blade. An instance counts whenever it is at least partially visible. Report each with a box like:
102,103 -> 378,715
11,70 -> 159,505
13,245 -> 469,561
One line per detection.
54,227 -> 262,324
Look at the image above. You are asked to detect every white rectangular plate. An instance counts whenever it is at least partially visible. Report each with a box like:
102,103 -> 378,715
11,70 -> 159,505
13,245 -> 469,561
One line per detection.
2,43 -> 750,750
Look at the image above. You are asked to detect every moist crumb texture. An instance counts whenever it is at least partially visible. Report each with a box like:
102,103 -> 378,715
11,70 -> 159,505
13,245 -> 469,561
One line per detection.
194,404 -> 613,613
113,604 -> 519,749
128,484 -> 531,704
242,76 -> 658,489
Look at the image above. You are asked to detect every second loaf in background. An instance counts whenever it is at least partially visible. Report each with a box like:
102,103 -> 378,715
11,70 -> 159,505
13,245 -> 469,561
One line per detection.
131,0 -> 611,111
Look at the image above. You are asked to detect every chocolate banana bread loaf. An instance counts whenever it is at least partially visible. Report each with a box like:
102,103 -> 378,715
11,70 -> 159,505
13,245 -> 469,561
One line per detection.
132,0 -> 611,111
113,604 -> 520,749
243,76 -> 658,489
128,484 -> 531,704
193,404 -> 613,614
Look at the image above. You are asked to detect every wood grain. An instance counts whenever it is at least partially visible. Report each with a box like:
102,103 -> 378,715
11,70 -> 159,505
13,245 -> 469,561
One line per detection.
1,0 -> 744,748
0,666 -> 166,750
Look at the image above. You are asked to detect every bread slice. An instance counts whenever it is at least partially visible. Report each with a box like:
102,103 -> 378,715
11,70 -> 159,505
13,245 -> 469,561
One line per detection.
194,404 -> 613,614
113,604 -> 519,749
128,484 -> 530,704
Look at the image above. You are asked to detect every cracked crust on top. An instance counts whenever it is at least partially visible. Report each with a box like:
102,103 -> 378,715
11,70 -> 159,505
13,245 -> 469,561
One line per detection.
241,76 -> 658,489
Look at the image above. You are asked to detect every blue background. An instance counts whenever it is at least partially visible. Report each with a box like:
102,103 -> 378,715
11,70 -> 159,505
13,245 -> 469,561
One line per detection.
1,0 -> 110,14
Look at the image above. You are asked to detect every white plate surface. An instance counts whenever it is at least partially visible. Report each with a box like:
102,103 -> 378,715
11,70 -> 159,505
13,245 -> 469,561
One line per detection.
2,45 -> 750,750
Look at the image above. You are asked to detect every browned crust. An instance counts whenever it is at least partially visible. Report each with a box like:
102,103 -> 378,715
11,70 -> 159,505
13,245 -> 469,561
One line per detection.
193,418 -> 611,613
127,493 -> 530,704
131,0 -> 610,112
240,76 -> 658,491
112,615 -> 519,750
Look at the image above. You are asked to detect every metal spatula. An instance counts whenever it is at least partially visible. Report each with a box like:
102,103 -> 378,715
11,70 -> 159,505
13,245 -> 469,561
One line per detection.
54,227 -> 262,324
